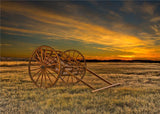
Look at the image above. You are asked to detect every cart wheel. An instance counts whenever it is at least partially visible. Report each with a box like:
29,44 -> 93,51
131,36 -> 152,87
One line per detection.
60,49 -> 86,84
28,45 -> 61,88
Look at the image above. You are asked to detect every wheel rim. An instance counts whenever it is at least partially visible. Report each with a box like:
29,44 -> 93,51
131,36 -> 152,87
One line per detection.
59,49 -> 86,85
28,46 -> 61,88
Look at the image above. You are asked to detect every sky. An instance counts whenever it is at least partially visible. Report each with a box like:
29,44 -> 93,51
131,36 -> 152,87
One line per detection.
0,0 -> 160,60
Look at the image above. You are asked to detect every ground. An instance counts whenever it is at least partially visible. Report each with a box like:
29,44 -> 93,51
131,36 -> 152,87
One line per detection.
0,62 -> 160,114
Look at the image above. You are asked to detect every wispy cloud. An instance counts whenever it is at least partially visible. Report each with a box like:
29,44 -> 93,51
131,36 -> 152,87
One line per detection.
1,1 -> 160,60
1,2 -> 145,48
0,43 -> 12,46
121,1 -> 157,16
150,16 -> 160,22
151,24 -> 160,35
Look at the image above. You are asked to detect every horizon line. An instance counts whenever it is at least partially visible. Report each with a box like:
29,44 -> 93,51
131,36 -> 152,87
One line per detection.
0,56 -> 160,62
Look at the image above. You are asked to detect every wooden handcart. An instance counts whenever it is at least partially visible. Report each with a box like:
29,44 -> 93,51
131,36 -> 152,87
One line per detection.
28,45 -> 120,92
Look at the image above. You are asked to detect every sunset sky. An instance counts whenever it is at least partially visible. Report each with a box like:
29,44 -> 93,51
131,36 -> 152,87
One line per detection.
1,0 -> 160,60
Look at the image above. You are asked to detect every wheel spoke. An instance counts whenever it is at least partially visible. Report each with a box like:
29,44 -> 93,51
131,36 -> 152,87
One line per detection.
46,69 -> 57,79
47,62 -> 57,66
40,73 -> 43,87
73,51 -> 75,58
44,72 -> 47,88
71,75 -> 74,83
35,71 -> 42,83
30,67 -> 40,71
36,51 -> 42,63
41,48 -> 44,63
44,48 -> 47,63
76,54 -> 79,59
60,77 -> 66,83
47,51 -> 53,60
46,72 -> 53,85
67,52 -> 71,61
32,69 -> 41,77
45,55 -> 57,66
31,59 -> 41,66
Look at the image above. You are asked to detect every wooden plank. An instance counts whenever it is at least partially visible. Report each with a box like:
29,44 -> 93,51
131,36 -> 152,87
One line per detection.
64,70 -> 95,90
92,83 -> 121,93
87,68 -> 113,85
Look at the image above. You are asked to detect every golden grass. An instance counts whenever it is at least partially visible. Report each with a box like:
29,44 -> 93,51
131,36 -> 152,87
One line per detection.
0,61 -> 28,67
0,62 -> 160,113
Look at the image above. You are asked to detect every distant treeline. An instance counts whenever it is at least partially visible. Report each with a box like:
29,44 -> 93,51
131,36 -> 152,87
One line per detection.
0,57 -> 29,61
0,57 -> 160,63
85,59 -> 160,63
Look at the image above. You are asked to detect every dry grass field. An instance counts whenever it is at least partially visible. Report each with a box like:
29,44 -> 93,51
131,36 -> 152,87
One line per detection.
0,61 -> 160,114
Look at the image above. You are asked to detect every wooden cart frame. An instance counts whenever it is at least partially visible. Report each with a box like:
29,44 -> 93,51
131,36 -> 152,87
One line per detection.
28,45 -> 120,92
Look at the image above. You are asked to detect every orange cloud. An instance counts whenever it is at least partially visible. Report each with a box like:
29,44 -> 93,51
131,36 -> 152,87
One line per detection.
1,2 -> 159,60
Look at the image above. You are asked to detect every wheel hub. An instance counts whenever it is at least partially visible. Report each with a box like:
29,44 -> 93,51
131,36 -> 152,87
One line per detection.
40,65 -> 46,72
40,65 -> 45,69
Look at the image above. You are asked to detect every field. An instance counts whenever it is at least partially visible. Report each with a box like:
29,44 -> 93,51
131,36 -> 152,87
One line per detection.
0,61 -> 160,114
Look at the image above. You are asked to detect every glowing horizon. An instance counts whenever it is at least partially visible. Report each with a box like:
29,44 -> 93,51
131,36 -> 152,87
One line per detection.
1,1 -> 160,60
